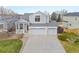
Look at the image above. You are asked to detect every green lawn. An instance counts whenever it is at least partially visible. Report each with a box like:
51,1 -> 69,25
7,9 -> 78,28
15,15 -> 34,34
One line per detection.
58,32 -> 79,53
0,39 -> 23,53
61,40 -> 79,53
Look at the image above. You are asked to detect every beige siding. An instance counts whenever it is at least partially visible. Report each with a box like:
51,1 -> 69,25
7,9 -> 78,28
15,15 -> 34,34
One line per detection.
63,16 -> 79,28
29,13 -> 49,24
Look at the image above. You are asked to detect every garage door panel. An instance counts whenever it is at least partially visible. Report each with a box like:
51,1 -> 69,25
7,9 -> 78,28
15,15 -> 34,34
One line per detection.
47,28 -> 57,35
29,28 -> 46,35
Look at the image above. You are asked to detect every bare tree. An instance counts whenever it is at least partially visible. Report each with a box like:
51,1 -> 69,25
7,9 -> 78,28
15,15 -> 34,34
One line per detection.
0,6 -> 17,15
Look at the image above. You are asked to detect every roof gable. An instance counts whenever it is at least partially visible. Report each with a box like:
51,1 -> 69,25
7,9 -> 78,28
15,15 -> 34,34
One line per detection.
29,11 -> 49,16
35,11 -> 48,16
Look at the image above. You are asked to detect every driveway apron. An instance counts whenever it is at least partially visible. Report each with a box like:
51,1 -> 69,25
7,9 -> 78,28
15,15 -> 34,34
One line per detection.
21,35 -> 65,53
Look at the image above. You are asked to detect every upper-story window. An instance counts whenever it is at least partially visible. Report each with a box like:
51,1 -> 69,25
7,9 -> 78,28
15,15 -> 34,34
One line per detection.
35,15 -> 40,22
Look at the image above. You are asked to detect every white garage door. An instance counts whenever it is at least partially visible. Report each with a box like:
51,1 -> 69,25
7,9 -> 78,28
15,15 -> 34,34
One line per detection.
47,28 -> 57,35
29,28 -> 46,35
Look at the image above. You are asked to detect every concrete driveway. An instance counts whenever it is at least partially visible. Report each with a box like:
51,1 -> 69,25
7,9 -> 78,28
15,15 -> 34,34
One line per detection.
21,35 -> 65,53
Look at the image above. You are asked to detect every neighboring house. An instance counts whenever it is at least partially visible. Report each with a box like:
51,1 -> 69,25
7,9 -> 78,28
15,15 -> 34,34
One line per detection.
1,15 -> 20,31
0,16 -> 7,32
62,12 -> 79,29
15,11 -> 57,35
0,15 -> 21,32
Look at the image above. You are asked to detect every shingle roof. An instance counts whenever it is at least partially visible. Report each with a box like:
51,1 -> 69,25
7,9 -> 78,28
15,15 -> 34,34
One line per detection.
15,19 -> 28,23
35,11 -> 48,15
24,13 -> 33,21
30,21 -> 57,27
24,13 -> 33,15
64,12 -> 79,16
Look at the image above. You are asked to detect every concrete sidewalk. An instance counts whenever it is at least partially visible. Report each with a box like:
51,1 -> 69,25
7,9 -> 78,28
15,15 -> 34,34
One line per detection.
21,35 -> 65,53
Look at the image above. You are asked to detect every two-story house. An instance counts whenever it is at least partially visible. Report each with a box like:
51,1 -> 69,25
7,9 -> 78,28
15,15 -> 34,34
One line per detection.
15,11 -> 57,35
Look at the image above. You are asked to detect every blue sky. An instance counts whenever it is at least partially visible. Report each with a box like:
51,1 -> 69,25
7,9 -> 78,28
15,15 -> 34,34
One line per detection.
5,6 -> 79,14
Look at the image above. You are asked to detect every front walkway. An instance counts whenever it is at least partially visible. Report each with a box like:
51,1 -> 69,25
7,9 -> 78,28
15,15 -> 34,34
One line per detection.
21,35 -> 65,53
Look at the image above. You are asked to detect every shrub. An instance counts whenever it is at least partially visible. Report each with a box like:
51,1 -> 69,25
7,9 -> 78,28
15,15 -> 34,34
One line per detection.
58,32 -> 79,43
58,35 -> 65,41
74,37 -> 79,43
58,35 -> 67,41
57,26 -> 64,33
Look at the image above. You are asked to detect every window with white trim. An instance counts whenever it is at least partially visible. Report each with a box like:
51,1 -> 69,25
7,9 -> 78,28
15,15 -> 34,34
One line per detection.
35,16 -> 40,22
